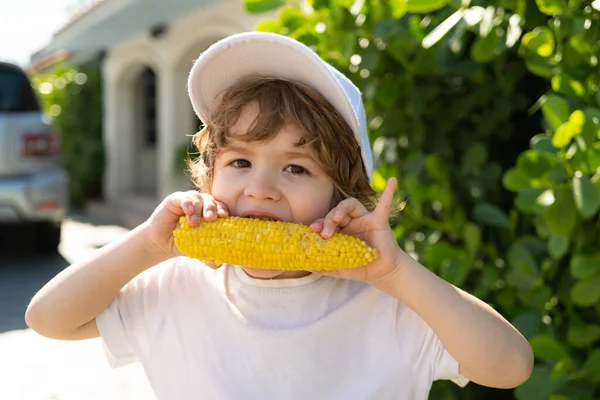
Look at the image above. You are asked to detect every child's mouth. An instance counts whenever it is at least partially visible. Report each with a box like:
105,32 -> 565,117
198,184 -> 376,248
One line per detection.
248,216 -> 277,222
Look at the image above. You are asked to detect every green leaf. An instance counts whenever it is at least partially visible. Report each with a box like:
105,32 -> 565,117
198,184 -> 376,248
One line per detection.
425,154 -> 449,181
547,166 -> 568,185
570,252 -> 600,280
535,0 -> 568,14
503,168 -> 531,191
463,223 -> 481,257
587,148 -> 600,171
471,27 -> 499,63
473,202 -> 511,229
427,184 -> 452,209
571,273 -> 600,307
243,0 -> 285,14
572,172 -> 600,218
390,0 -> 408,19
548,235 -> 569,260
338,32 -> 356,60
375,76 -> 400,108
543,189 -> 577,236
522,27 -> 555,57
423,242 -> 465,269
579,114 -> 598,147
280,7 -> 307,31
553,110 -> 585,148
360,45 -> 381,72
511,309 -> 542,340
292,30 -> 320,47
406,0 -> 448,13
507,241 -> 539,275
517,150 -> 556,178
461,142 -> 487,175
518,286 -> 552,310
515,188 -> 546,214
506,241 -> 539,290
525,53 -> 554,78
581,349 -> 600,383
550,358 -> 575,381
582,107 -> 600,131
404,174 -> 427,201
593,171 -> 600,191
542,95 -> 570,132
552,74 -> 586,97
515,366 -> 567,400
255,19 -> 281,33
567,319 -> 600,348
371,170 -> 387,192
530,334 -> 570,362
439,259 -> 471,286
531,134 -> 558,154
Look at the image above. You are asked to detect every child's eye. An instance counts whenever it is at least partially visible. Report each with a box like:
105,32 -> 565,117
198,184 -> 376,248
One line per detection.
285,165 -> 308,174
230,159 -> 251,168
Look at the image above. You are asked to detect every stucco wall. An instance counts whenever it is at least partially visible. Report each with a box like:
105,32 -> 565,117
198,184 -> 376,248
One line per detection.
102,0 -> 264,203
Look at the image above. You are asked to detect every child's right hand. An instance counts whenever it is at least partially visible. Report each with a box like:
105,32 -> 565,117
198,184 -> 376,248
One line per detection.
144,190 -> 229,258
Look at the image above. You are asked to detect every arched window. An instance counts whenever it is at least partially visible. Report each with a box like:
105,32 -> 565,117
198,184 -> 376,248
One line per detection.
141,67 -> 157,146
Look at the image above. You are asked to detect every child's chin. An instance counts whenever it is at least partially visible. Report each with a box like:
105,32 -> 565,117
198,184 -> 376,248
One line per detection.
241,267 -> 311,280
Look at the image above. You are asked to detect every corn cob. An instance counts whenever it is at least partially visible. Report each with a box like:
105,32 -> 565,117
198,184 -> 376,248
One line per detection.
173,216 -> 378,270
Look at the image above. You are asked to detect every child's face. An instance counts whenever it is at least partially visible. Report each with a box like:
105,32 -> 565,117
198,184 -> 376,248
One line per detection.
211,101 -> 335,279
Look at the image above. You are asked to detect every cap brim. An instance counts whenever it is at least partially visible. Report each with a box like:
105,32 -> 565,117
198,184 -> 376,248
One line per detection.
187,32 -> 360,143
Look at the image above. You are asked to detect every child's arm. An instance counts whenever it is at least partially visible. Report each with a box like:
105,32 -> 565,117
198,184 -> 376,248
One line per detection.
373,252 -> 534,389
25,191 -> 228,340
310,178 -> 533,389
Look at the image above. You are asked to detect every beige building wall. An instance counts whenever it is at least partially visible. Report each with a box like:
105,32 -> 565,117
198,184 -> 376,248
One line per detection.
102,0 -> 262,207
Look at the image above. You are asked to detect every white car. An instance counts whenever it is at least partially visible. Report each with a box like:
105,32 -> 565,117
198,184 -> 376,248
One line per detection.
0,61 -> 67,252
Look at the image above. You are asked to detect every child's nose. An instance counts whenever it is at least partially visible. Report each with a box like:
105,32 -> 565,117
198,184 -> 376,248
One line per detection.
243,171 -> 281,201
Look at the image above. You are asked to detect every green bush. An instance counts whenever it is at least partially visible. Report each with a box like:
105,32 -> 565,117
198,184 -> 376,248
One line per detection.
244,0 -> 600,398
31,61 -> 104,208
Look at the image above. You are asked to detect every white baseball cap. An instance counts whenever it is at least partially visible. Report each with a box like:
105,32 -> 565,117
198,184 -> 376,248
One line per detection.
187,32 -> 374,180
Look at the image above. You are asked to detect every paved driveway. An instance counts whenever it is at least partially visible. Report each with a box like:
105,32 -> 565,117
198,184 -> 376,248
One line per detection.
0,216 -> 155,399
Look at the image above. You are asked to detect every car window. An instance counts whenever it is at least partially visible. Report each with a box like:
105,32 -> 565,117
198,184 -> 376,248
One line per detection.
0,67 -> 40,112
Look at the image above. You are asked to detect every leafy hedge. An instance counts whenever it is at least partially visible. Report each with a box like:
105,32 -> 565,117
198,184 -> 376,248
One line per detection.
31,61 -> 104,208
244,0 -> 600,398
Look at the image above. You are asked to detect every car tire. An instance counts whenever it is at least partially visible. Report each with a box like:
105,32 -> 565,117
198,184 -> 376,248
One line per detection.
34,221 -> 62,253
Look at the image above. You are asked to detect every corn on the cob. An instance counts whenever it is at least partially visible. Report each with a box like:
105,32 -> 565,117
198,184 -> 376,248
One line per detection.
173,216 -> 378,270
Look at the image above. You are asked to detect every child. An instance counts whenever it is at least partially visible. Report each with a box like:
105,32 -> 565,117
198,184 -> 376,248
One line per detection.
26,32 -> 533,399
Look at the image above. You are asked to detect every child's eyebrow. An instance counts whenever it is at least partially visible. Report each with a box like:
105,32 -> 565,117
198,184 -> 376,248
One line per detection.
282,150 -> 315,161
221,144 -> 315,161
219,145 -> 249,155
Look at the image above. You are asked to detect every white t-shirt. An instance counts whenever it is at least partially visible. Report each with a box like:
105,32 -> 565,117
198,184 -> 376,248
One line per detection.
96,257 -> 468,399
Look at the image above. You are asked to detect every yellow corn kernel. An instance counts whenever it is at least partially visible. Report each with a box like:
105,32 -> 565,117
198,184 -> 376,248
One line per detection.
173,216 -> 378,271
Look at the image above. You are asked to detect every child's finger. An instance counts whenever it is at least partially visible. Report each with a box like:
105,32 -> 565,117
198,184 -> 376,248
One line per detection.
374,177 -> 397,219
310,219 -> 324,232
200,194 -> 219,221
333,210 -> 352,228
166,192 -> 201,219
337,198 -> 369,219
179,198 -> 194,215
215,201 -> 229,217
320,199 -> 366,238
188,196 -> 203,224
319,209 -> 340,238
205,261 -> 222,270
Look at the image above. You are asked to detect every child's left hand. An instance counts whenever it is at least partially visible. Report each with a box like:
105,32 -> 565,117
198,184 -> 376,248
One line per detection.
309,177 -> 404,286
